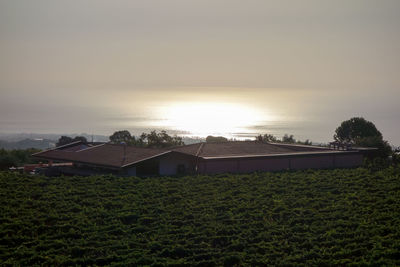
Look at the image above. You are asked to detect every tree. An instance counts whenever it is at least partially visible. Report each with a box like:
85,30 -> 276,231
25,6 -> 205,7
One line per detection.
0,151 -> 17,170
56,136 -> 87,146
256,134 -> 277,143
73,136 -> 87,143
393,147 -> 400,165
256,133 -> 312,145
334,117 -> 391,158
109,130 -> 135,145
334,117 -> 382,143
0,148 -> 42,170
109,130 -> 184,148
56,136 -> 73,146
138,130 -> 184,148
206,136 -> 228,143
282,134 -> 296,143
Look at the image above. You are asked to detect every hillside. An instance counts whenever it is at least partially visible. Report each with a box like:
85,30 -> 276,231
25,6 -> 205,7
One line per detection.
1,168 -> 399,265
0,139 -> 56,150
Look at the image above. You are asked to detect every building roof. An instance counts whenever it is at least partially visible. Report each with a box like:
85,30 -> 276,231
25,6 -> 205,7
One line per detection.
172,141 -> 331,158
33,143 -> 169,168
33,141 -> 354,169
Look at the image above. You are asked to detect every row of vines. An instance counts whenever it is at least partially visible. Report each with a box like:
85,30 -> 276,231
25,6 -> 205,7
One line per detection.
1,166 -> 400,265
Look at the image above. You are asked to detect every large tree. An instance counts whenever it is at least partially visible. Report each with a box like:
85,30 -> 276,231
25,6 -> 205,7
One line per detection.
334,117 -> 391,158
256,134 -> 277,143
109,130 -> 135,145
334,117 -> 382,143
139,130 -> 184,148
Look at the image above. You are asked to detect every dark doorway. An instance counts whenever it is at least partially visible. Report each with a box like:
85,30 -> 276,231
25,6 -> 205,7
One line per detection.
136,159 -> 160,176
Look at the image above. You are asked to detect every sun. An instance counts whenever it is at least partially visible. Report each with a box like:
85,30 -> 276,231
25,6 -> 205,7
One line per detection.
153,101 -> 264,137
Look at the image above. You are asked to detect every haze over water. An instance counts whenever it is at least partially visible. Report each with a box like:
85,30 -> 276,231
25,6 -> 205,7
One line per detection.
1,1 -> 399,145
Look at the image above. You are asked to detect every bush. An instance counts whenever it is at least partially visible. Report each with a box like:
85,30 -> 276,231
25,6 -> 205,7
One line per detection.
0,148 -> 42,170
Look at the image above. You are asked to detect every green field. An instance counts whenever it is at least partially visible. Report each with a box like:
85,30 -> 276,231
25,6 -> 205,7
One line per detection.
1,167 -> 400,266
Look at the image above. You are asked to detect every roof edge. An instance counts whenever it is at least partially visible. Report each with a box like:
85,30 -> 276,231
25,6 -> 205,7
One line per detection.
76,143 -> 105,152
121,150 -> 199,168
32,141 -> 83,156
268,142 -> 333,150
201,150 -> 361,160
121,151 -> 172,168
32,155 -> 121,169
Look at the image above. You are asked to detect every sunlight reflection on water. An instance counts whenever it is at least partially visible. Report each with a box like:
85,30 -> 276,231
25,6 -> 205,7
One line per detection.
151,101 -> 277,138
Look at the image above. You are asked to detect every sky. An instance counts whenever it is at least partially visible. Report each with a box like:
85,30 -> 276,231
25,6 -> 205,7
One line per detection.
1,0 -> 399,145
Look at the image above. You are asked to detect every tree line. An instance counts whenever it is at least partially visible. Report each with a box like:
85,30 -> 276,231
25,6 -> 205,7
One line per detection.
256,133 -> 312,145
0,148 -> 41,170
56,130 -> 185,148
109,130 -> 184,148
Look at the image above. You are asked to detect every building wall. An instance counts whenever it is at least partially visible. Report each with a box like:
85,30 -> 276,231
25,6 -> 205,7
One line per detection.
159,153 -> 195,176
198,160 -> 238,174
197,153 -> 363,174
238,158 -> 290,172
125,166 -> 136,176
290,155 -> 334,170
334,154 -> 363,168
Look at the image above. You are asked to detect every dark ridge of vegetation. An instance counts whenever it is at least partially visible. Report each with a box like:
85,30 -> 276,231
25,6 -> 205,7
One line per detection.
0,138 -> 55,150
0,148 -> 42,170
109,130 -> 184,148
1,167 -> 400,266
256,133 -> 312,145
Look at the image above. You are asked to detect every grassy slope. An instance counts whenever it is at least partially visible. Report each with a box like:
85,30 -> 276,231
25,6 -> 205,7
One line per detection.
1,167 -> 399,266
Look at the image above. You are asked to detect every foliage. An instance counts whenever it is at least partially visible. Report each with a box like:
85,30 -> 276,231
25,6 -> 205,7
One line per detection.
0,148 -> 41,170
0,138 -> 55,150
140,130 -> 184,148
364,157 -> 391,172
56,136 -> 88,147
334,117 -> 392,158
206,136 -> 228,143
256,134 -> 277,143
357,136 -> 392,158
73,136 -> 88,143
256,133 -> 312,145
334,117 -> 382,142
1,167 -> 400,265
392,147 -> 400,165
109,130 -> 136,145
109,130 -> 184,148
282,134 -> 296,143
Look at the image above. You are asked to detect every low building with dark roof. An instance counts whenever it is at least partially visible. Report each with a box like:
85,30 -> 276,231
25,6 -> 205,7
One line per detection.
32,141 -> 370,176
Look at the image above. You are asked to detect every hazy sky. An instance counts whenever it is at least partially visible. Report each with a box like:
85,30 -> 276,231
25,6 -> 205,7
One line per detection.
1,0 -> 399,144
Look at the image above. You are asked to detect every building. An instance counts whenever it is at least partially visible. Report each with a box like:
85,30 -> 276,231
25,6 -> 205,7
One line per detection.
32,141 -> 371,176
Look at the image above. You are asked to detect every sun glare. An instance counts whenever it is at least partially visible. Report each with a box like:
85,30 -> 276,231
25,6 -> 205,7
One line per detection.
154,102 -> 266,137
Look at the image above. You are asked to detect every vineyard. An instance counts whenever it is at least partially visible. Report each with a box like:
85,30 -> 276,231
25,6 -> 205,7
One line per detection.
1,167 -> 400,265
